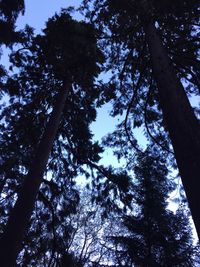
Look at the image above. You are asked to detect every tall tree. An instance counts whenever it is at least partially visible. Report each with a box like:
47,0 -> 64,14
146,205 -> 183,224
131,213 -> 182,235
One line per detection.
110,149 -> 199,266
0,11 -> 104,266
81,0 -> 200,238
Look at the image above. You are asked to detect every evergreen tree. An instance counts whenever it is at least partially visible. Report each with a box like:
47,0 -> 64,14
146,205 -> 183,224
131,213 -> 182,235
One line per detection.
81,0 -> 200,238
0,11 -> 104,266
0,0 -> 25,45
16,184 -> 81,266
110,150 -> 199,266
0,0 -> 25,95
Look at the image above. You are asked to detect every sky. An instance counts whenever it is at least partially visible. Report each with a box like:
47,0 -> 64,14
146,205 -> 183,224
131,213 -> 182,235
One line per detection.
16,0 -> 82,32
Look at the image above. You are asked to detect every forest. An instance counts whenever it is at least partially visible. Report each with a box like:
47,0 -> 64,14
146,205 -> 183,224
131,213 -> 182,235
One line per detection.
0,0 -> 200,266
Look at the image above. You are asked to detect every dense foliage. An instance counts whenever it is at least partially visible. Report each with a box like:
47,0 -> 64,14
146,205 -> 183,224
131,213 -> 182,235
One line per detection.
0,10 -> 105,266
0,0 -> 199,266
81,0 -> 200,239
0,0 -> 25,99
0,0 -> 25,45
110,150 -> 199,266
81,0 -> 200,152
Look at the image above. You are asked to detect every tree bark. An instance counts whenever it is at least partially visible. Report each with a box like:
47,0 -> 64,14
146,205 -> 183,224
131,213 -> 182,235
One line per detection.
144,21 -> 200,239
0,84 -> 69,266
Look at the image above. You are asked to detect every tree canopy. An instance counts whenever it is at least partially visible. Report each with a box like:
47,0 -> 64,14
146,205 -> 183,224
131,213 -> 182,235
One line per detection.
81,0 -> 200,239
0,1 -> 199,266
0,0 -> 25,45
110,149 -> 199,266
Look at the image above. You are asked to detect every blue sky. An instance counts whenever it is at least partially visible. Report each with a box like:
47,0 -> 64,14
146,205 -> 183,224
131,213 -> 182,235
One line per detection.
16,0 -> 82,32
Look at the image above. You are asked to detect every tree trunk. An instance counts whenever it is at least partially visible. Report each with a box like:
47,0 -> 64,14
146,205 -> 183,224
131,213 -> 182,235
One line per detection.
0,84 -> 69,266
144,21 -> 200,239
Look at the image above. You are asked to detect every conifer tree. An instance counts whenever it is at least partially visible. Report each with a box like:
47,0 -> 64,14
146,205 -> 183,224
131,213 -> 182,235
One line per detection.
81,0 -> 200,238
0,0 -> 25,45
0,11 -> 104,266
110,149 -> 199,266
0,0 -> 25,92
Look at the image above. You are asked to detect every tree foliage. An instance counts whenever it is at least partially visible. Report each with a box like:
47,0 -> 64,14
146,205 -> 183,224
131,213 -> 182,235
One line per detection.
0,1 -> 199,266
0,10 -> 105,266
110,150 -> 199,266
0,0 -> 25,45
81,0 -> 200,149
81,0 -> 200,237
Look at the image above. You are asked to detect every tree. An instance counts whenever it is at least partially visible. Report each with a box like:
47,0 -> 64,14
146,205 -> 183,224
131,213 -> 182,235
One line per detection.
16,183 -> 80,266
0,0 -> 25,97
110,149 -> 199,266
0,11 -> 104,266
9,186 -> 114,266
81,0 -> 200,238
61,190 -> 111,267
0,0 -> 25,45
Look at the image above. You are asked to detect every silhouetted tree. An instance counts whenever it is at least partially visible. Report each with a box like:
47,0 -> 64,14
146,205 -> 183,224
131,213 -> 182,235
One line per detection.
81,0 -> 200,238
0,0 -> 25,45
0,11 -> 104,266
110,149 -> 199,266
0,0 -> 25,95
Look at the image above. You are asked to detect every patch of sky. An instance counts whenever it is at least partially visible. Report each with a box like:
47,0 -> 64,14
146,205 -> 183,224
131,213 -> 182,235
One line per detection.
90,103 -> 124,167
16,0 -> 83,33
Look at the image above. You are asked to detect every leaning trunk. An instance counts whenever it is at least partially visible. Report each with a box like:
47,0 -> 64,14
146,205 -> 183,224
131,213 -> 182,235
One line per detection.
0,85 -> 69,266
144,21 -> 200,239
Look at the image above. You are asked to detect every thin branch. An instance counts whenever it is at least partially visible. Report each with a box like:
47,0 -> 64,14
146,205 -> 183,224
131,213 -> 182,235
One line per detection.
144,78 -> 174,155
124,72 -> 144,153
38,192 -> 57,267
173,61 -> 200,94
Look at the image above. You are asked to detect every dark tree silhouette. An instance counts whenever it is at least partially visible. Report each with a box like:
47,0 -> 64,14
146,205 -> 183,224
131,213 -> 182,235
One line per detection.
0,11 -> 104,266
110,149 -> 199,266
81,0 -> 200,238
0,2 -> 199,266
0,0 -> 25,45
0,0 -> 25,94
